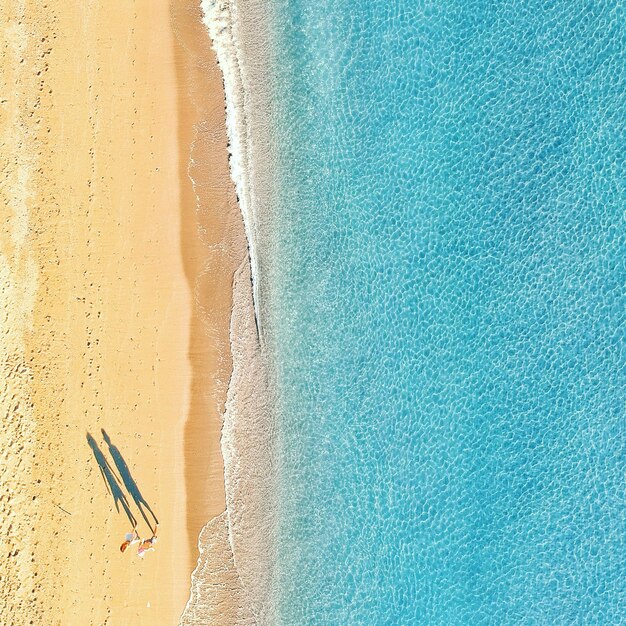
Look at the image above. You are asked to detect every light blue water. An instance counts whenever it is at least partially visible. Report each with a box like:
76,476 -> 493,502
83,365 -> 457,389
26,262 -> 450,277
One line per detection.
260,1 -> 625,623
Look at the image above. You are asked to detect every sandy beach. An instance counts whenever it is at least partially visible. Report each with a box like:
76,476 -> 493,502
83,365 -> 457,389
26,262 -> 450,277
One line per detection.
0,1 -> 246,624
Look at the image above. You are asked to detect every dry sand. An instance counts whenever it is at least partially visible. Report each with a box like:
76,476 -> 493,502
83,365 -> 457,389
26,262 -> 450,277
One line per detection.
0,1 -> 246,624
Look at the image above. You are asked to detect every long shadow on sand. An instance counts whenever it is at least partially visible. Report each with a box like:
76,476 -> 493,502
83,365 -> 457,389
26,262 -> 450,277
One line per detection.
101,429 -> 159,534
86,432 -> 137,528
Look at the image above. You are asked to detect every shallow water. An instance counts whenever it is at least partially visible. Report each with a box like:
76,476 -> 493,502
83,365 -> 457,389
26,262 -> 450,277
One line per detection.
257,0 -> 625,623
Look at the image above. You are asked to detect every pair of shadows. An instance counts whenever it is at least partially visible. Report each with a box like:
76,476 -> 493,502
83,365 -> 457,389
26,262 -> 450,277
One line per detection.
86,429 -> 159,533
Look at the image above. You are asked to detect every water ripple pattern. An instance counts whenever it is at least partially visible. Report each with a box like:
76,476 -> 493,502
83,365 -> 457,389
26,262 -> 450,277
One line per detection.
260,0 -> 626,623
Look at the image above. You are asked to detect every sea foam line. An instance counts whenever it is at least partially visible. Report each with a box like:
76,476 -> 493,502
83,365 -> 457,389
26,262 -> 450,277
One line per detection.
201,0 -> 262,336
182,1 -> 278,624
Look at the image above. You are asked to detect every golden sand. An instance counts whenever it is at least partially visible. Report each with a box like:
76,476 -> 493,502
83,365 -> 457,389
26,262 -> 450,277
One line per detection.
0,0 -> 245,623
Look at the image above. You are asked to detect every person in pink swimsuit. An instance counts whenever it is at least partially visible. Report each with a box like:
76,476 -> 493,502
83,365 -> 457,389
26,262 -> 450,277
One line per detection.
137,525 -> 158,558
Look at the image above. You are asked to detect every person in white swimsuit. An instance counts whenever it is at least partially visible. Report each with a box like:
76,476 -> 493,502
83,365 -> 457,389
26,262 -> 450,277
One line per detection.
120,527 -> 140,553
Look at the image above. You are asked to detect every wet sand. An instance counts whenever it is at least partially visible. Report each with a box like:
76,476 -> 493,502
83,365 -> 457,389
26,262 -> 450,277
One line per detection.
0,1 -> 246,624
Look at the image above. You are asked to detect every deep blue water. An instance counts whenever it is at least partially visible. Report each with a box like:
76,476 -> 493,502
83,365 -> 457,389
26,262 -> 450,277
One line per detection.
261,1 -> 625,623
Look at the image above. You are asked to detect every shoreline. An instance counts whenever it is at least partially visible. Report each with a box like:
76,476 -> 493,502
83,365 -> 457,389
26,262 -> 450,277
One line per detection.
170,0 -> 247,574
187,1 -> 279,623
171,0 -> 266,621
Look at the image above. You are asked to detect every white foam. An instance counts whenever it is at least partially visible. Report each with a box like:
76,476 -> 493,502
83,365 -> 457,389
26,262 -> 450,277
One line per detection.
200,0 -> 274,339
179,511 -> 256,625
180,1 -> 278,624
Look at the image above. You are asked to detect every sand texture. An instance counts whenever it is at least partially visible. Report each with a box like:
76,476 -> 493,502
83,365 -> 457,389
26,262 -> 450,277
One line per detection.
0,0 -> 247,624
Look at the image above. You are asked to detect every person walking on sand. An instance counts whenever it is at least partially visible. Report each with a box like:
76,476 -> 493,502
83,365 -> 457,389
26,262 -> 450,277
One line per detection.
137,525 -> 158,559
120,527 -> 140,553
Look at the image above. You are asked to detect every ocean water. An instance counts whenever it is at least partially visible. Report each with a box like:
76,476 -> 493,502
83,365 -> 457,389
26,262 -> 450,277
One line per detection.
258,1 -> 625,623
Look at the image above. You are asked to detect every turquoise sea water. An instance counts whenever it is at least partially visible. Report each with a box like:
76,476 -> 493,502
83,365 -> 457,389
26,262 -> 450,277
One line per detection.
260,1 -> 625,623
